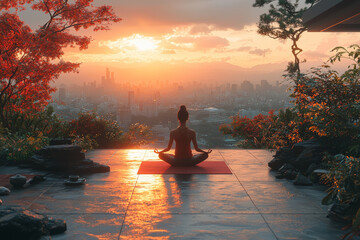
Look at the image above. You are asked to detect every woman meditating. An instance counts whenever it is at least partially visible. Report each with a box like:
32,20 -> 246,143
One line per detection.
154,105 -> 212,166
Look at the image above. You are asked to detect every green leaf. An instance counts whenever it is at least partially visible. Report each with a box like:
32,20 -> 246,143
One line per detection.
352,207 -> 360,231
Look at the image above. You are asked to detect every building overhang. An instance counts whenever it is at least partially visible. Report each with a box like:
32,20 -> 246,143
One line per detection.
302,0 -> 360,32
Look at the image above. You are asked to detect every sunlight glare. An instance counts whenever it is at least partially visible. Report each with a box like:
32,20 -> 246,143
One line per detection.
124,34 -> 159,51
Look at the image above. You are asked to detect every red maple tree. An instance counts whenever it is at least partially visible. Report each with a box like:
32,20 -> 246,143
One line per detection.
0,0 -> 121,129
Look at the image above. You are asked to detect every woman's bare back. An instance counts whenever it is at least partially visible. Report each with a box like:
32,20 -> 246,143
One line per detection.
171,127 -> 194,159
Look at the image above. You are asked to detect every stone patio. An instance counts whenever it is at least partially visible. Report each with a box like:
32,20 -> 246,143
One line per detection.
0,149 -> 348,239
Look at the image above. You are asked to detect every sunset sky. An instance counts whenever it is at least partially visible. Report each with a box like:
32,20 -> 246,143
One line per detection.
22,0 -> 360,85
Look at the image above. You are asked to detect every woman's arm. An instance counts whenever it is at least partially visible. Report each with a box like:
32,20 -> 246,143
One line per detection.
155,132 -> 174,153
192,131 -> 207,153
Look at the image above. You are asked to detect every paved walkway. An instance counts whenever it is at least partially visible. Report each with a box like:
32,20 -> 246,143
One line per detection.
0,149 -> 346,239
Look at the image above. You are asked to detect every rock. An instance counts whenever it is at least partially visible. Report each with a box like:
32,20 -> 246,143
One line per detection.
292,139 -> 323,155
29,175 -> 46,185
46,218 -> 66,235
268,158 -> 284,171
9,174 -> 27,188
0,208 -> 48,239
284,169 -> 298,180
273,147 -> 297,164
293,173 -> 313,186
313,169 -> 330,174
0,207 -> 66,239
28,145 -> 110,174
327,203 -> 353,223
0,187 -> 10,196
305,163 -> 318,176
277,163 -> 298,180
292,146 -> 324,171
278,163 -> 296,172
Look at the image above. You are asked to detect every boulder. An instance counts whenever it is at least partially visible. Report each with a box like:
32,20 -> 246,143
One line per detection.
268,158 -> 284,171
269,147 -> 299,171
305,163 -> 318,176
9,174 -> 27,188
28,145 -> 110,174
46,218 -> 67,235
0,187 -> 10,196
292,146 -> 324,171
277,163 -> 298,180
327,203 -> 353,224
292,139 -> 323,155
273,147 -> 297,163
0,207 -> 66,239
293,173 -> 313,186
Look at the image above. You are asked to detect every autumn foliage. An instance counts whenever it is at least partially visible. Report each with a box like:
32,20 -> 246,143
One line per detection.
221,45 -> 360,154
0,0 -> 121,130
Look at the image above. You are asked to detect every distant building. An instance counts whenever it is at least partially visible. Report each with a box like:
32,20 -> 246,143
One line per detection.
58,85 -> 66,102
128,91 -> 135,108
117,108 -> 131,128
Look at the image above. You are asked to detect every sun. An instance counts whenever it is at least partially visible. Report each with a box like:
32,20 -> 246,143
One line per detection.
124,34 -> 159,51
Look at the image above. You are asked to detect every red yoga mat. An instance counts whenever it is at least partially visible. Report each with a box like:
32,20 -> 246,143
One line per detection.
137,161 -> 232,174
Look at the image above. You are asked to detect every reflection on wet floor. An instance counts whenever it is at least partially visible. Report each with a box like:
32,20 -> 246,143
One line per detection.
0,149 -> 346,239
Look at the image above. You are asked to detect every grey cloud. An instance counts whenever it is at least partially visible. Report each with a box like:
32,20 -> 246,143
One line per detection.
100,0 -> 263,30
170,35 -> 229,51
249,48 -> 271,57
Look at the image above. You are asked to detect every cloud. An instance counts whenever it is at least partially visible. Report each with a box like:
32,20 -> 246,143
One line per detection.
249,48 -> 271,57
189,25 -> 213,35
161,49 -> 176,54
169,36 -> 229,51
235,46 -> 252,52
99,0 -> 263,33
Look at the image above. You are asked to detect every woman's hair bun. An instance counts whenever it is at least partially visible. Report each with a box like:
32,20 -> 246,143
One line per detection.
180,105 -> 187,111
178,105 -> 189,122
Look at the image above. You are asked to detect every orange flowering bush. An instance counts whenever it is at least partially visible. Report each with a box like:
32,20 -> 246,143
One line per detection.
68,112 -> 153,149
0,131 -> 48,163
220,108 -> 301,149
68,112 -> 124,149
288,45 -> 360,155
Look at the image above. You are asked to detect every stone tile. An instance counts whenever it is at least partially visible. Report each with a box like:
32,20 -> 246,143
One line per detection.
120,213 -> 277,240
1,182 -> 54,208
263,213 -> 346,240
243,181 -> 326,214
51,213 -> 124,240
231,165 -> 278,182
128,181 -> 257,214
219,150 -> 261,164
29,181 -> 133,214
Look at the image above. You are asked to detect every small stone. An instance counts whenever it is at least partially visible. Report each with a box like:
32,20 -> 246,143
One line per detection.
0,187 -> 10,196
0,207 -> 67,239
268,158 -> 284,170
9,174 -> 27,188
46,218 -> 67,235
294,173 -> 313,186
29,176 -> 46,185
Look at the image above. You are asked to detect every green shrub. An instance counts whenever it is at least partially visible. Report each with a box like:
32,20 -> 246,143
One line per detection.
322,154 -> 360,239
220,109 -> 301,149
68,112 -> 124,148
0,131 -> 48,163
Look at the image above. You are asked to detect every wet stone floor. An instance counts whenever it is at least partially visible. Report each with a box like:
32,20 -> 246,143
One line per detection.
0,149 -> 349,239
